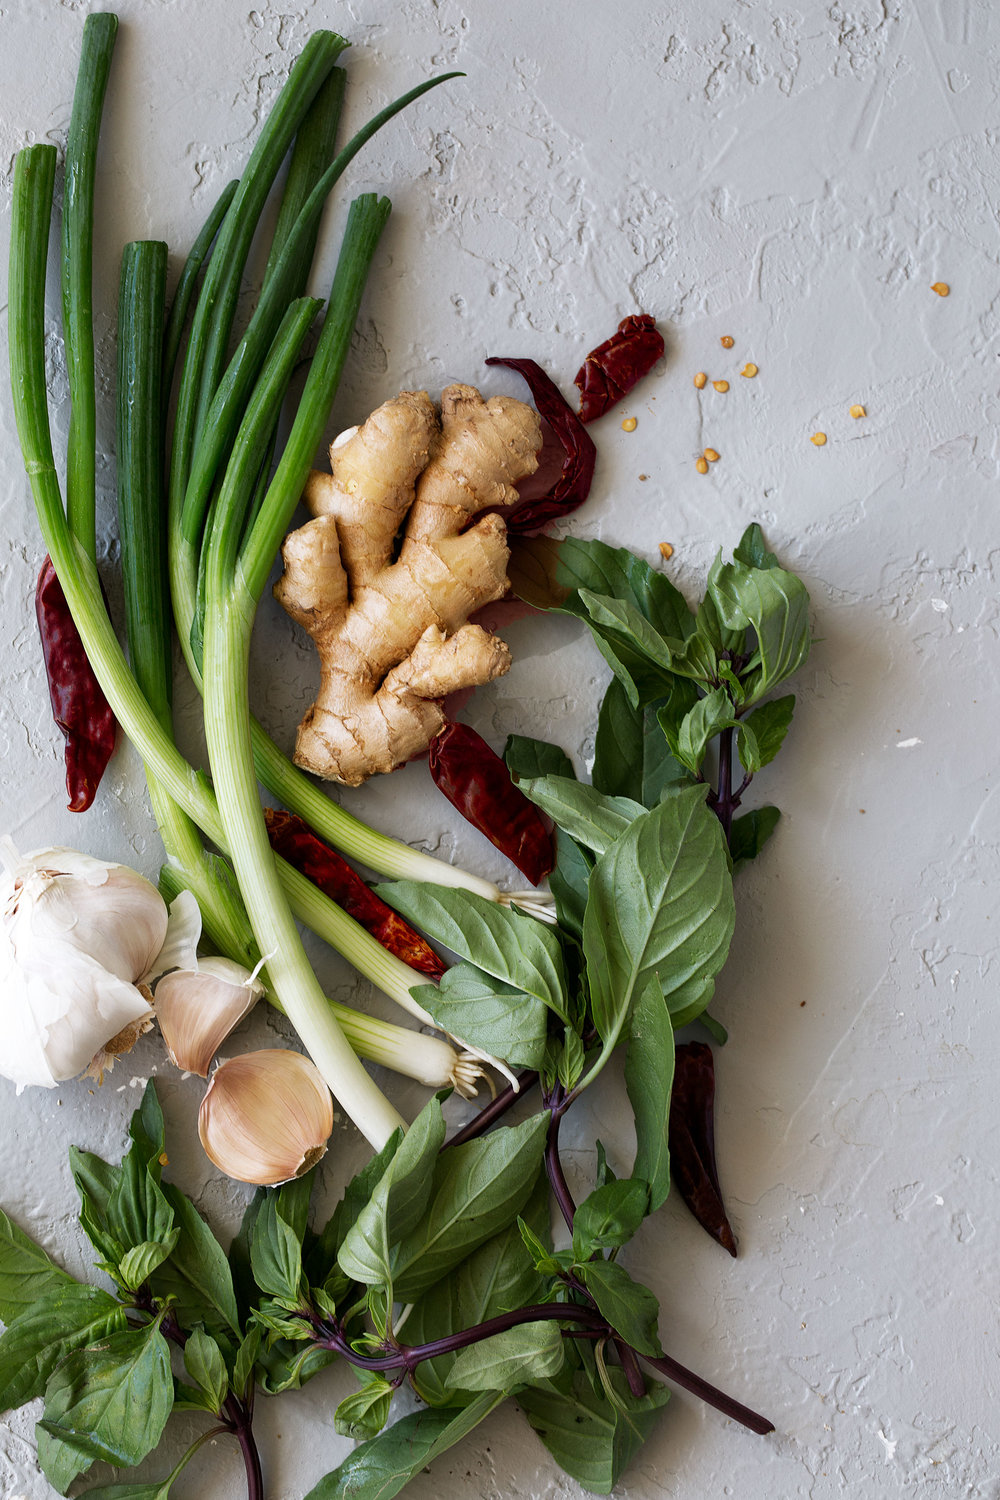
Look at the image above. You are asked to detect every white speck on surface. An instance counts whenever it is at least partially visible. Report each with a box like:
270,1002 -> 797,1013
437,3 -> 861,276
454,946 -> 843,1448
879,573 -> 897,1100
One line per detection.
896,737 -> 923,748
930,597 -> 949,611
935,1195 -> 945,1205
877,1430 -> 897,1461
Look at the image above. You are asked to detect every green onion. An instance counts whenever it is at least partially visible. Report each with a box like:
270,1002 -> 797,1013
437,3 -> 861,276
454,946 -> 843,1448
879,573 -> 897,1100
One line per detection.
201,193 -> 407,1146
62,12 -> 117,556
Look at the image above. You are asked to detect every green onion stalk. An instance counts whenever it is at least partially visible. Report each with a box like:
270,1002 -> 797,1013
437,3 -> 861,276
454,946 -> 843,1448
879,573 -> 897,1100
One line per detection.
161,40 -> 499,901
8,20 -> 493,1143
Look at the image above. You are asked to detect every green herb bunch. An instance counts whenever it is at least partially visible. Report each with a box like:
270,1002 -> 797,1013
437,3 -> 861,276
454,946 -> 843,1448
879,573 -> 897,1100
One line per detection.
1,526 -> 810,1497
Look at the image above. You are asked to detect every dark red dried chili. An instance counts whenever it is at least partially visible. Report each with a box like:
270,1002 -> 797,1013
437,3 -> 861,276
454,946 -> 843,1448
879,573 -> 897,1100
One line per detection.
428,722 -> 554,886
484,356 -> 596,533
264,809 -> 446,979
574,314 -> 664,423
35,555 -> 117,813
668,1041 -> 738,1257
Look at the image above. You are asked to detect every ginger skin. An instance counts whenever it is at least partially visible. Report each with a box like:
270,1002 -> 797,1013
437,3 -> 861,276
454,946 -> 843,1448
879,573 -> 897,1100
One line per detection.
274,384 -> 541,786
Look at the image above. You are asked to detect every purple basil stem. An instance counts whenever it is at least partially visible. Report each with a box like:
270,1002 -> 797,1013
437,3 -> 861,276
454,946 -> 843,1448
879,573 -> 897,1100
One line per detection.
669,1041 -> 738,1257
485,356 -> 597,533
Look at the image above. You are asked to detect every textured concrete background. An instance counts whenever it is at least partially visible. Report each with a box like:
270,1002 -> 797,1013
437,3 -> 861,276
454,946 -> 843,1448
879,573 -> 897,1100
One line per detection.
1,0 -> 998,1495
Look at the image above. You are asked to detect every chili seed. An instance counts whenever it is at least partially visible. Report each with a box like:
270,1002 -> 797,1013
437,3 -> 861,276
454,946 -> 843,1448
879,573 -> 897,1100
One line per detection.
659,542 -> 674,560
695,456 -> 709,474
720,334 -> 734,348
741,363 -> 758,377
850,403 -> 866,418
704,447 -> 720,462
712,379 -> 729,393
931,282 -> 950,296
693,371 -> 707,389
621,416 -> 637,431
811,432 -> 827,446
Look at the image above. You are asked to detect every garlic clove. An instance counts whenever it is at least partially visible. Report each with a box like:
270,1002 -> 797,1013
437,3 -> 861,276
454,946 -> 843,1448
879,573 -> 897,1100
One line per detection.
198,1049 -> 334,1185
143,890 -> 203,985
154,958 -> 264,1078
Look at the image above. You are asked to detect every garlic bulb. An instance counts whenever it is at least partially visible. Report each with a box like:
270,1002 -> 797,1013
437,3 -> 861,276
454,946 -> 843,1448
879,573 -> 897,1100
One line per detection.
154,957 -> 264,1077
199,1049 -> 334,1185
0,841 -> 170,1090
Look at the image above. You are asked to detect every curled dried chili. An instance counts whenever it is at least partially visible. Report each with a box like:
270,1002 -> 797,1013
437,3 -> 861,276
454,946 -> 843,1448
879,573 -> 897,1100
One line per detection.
574,314 -> 664,423
35,555 -> 117,812
265,809 -> 446,979
668,1041 -> 738,1257
484,356 -> 597,533
428,722 -> 554,885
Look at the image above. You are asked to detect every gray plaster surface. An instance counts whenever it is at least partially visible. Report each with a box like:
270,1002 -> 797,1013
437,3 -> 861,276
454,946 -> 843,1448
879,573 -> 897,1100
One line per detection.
0,0 -> 997,1495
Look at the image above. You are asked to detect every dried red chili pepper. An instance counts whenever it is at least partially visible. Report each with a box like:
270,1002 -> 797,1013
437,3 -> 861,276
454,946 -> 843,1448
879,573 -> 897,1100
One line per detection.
574,314 -> 664,423
265,809 -> 446,979
669,1041 -> 737,1257
484,356 -> 596,533
35,555 -> 117,813
428,722 -> 554,886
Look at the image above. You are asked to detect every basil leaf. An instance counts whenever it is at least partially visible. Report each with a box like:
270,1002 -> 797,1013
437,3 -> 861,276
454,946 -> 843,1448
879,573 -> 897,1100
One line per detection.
149,1183 -> 239,1335
254,1340 -> 334,1396
735,717 -> 761,774
572,1179 -> 649,1260
183,1328 -> 228,1413
377,883 -> 569,1020
412,964 -> 549,1070
578,589 -> 676,674
0,1208 -> 76,1323
334,1373 -> 394,1440
231,1324 -> 262,1400
504,733 -> 575,782
557,1024 -> 585,1090
307,1131 -> 402,1285
517,775 -> 644,856
77,1482 -> 178,1499
304,1391 -> 506,1500
0,1283 -> 125,1412
708,559 -> 810,702
391,1113 -> 548,1302
36,1423 -> 93,1494
730,805 -> 781,870
625,973 -> 674,1212
78,1483 -> 177,1499
509,534 -> 694,640
518,1364 -> 670,1494
38,1319 -> 173,1472
338,1096 -> 445,1290
408,1173 -> 550,1406
740,694 -> 795,770
575,1261 -> 663,1357
675,687 -> 739,775
549,829 -> 592,941
106,1159 -> 174,1265
655,676 -> 700,767
446,1321 -> 564,1392
593,679 -> 687,805
733,521 -> 778,571
250,1190 -> 306,1305
118,1233 -> 179,1292
582,785 -> 735,1068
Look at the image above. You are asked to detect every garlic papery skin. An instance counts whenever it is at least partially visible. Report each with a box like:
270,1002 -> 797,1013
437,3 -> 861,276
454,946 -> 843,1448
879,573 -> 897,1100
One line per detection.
154,958 -> 265,1077
199,1049 -> 334,1185
3,844 -> 169,985
0,842 -> 169,1090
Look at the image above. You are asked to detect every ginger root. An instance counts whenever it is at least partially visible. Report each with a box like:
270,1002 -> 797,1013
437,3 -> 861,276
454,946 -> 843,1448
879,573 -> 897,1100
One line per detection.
274,384 -> 541,786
